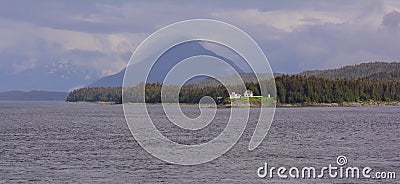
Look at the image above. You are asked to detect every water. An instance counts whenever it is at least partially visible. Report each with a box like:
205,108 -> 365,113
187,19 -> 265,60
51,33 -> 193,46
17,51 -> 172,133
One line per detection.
0,102 -> 399,183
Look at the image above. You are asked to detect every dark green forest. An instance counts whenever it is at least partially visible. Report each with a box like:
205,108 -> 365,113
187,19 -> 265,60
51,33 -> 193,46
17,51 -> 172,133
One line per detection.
300,62 -> 400,79
276,75 -> 400,103
66,87 -> 122,103
66,75 -> 400,104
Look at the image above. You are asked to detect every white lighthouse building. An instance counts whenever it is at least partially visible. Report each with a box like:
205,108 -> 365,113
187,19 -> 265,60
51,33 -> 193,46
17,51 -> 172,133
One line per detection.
243,90 -> 253,97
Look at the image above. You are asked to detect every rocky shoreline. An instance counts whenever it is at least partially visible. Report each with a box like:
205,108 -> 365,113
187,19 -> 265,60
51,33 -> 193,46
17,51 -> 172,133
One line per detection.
276,101 -> 400,107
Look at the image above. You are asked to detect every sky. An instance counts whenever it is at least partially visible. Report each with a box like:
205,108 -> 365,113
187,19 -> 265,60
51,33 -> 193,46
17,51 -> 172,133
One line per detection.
0,0 -> 399,92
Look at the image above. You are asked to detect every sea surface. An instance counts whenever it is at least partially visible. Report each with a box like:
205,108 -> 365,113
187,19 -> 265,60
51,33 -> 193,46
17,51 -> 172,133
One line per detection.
0,102 -> 399,183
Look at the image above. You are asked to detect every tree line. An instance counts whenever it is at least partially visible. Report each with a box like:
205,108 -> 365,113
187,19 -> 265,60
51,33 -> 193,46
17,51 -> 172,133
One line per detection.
300,62 -> 400,79
66,87 -> 122,103
66,75 -> 400,104
276,75 -> 400,103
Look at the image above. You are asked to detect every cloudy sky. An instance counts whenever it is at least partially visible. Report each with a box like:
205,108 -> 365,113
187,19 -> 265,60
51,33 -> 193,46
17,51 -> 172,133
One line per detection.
0,0 -> 399,91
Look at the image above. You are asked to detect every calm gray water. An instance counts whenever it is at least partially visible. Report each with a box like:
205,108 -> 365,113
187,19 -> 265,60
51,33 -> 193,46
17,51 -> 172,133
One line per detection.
1,102 -> 399,183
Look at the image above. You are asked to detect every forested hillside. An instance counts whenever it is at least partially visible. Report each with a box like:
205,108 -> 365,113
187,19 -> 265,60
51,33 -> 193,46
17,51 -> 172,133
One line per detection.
300,62 -> 400,79
185,73 -> 278,88
66,75 -> 400,104
66,87 -> 122,103
276,75 -> 400,103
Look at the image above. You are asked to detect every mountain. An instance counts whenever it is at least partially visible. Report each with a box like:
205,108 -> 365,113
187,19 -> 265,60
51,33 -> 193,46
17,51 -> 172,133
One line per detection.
0,90 -> 68,101
68,61 -> 400,104
300,62 -> 400,79
88,42 -> 246,87
0,59 -> 101,92
89,56 -> 400,89
88,68 -> 125,87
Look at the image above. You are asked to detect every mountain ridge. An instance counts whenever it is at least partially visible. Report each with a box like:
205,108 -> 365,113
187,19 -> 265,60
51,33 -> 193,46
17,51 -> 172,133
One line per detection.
89,61 -> 400,88
88,41 -> 246,87
299,62 -> 400,79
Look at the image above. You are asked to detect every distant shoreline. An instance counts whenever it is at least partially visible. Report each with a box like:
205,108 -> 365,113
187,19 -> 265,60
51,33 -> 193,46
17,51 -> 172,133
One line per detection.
65,101 -> 400,107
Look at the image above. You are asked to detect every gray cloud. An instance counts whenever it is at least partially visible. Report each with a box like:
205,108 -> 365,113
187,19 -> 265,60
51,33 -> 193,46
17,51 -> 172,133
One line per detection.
0,0 -> 399,91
